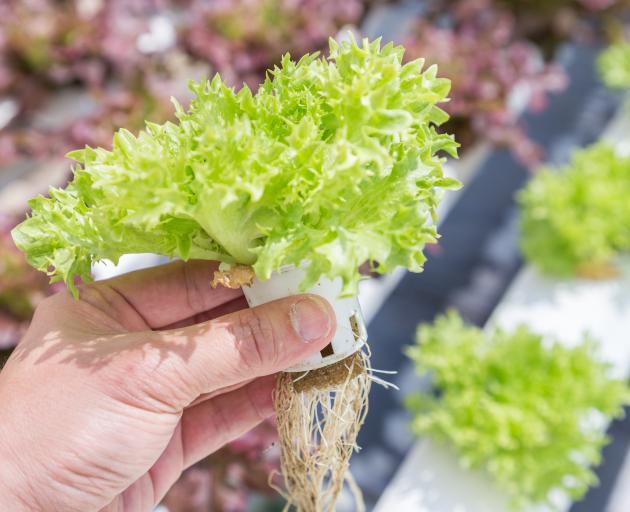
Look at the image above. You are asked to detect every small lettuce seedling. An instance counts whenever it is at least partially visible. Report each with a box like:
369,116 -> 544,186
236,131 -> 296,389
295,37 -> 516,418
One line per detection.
406,311 -> 630,510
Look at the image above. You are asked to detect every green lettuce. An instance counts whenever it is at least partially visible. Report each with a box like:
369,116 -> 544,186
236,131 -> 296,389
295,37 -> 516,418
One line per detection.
518,143 -> 630,276
598,41 -> 630,91
406,311 -> 630,510
12,37 -> 459,296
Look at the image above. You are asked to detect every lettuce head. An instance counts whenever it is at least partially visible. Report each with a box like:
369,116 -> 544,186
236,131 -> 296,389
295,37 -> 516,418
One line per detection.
12,37 -> 460,296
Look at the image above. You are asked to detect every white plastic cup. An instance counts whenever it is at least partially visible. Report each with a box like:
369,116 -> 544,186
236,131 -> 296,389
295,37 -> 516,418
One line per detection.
241,265 -> 367,372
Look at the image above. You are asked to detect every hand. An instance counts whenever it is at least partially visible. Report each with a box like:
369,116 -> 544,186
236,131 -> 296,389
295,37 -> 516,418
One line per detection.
0,260 -> 335,511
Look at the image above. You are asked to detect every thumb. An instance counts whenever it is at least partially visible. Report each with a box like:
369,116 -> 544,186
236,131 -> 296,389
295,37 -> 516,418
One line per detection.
137,294 -> 336,405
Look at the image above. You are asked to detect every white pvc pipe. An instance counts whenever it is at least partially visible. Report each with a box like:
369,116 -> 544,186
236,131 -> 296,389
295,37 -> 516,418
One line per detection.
241,265 -> 368,372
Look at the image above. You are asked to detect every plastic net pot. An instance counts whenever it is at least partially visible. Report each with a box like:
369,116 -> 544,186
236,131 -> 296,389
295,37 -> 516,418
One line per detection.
241,265 -> 367,372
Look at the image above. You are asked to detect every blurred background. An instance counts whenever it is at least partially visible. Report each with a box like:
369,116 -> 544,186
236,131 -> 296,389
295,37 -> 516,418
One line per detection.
2,1 -> 630,511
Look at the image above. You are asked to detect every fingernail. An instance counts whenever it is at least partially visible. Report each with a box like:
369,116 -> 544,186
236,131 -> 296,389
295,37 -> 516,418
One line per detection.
290,297 -> 333,343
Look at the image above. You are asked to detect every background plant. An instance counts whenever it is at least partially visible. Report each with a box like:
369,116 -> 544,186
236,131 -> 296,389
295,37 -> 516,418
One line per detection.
441,0 -> 628,58
183,0 -> 364,89
598,40 -> 630,91
404,0 -> 567,165
0,0 -> 363,167
498,0 -> 626,50
406,311 -> 630,509
518,143 -> 630,277
0,0 -> 165,116
0,0 -> 190,166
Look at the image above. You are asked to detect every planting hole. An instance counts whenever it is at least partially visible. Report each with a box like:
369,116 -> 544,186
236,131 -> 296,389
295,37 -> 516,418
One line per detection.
320,342 -> 334,357
349,312 -> 360,341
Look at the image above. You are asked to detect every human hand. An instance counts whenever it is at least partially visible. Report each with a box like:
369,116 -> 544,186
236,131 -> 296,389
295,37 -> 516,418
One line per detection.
0,260 -> 335,511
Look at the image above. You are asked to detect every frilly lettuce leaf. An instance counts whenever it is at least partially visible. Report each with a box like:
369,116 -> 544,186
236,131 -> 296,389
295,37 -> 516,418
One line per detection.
518,143 -> 630,276
598,41 -> 630,91
406,311 -> 630,509
13,37 -> 460,296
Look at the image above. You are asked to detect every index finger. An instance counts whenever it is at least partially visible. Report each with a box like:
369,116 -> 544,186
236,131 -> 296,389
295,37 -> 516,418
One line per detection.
100,259 -> 243,329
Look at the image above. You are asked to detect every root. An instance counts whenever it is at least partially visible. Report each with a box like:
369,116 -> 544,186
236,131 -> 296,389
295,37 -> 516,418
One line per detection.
273,351 -> 371,512
210,264 -> 255,288
292,353 -> 365,393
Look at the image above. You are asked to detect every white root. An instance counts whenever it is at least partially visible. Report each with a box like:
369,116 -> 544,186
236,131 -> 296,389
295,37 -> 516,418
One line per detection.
272,350 -> 372,512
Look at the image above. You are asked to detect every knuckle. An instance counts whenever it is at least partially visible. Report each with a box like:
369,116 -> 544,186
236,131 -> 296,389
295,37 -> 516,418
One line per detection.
99,333 -> 189,413
232,308 -> 278,371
